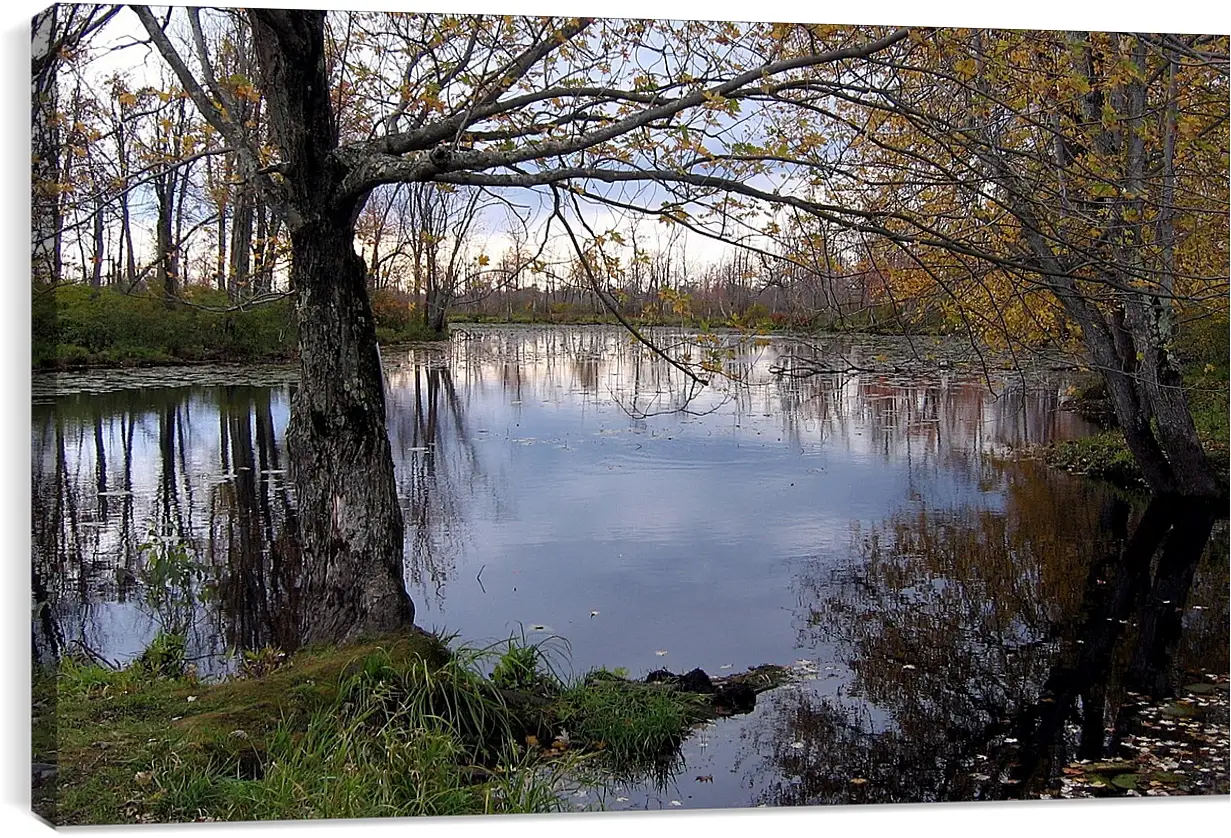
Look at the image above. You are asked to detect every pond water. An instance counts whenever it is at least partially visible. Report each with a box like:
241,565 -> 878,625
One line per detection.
31,325 -> 1228,809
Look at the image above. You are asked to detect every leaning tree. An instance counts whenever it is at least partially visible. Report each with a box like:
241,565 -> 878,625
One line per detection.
757,27 -> 1229,497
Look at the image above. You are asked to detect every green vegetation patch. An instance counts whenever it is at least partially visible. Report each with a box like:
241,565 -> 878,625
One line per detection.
33,285 -> 297,369
1176,313 -> 1230,458
42,630 -> 716,825
1045,432 -> 1149,492
554,672 -> 710,771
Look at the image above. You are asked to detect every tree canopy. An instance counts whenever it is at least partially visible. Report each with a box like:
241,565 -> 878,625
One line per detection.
31,5 -> 1229,642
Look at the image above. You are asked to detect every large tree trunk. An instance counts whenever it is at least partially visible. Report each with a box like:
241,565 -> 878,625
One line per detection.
248,8 -> 416,645
1009,182 -> 1221,499
287,219 -> 414,644
1078,299 -> 1222,498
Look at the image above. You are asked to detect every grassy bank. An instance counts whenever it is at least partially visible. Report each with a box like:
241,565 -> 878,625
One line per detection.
450,304 -> 915,335
32,283 -> 946,371
36,631 -> 712,825
32,285 -> 449,370
33,285 -> 298,369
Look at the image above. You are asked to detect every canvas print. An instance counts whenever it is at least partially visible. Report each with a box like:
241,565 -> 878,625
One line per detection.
30,3 -> 1229,826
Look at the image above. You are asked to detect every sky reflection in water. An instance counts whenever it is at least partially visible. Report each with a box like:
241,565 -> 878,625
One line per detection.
31,325 -> 1227,809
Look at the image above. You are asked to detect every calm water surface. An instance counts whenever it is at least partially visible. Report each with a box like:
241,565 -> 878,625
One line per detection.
32,325 -> 1228,809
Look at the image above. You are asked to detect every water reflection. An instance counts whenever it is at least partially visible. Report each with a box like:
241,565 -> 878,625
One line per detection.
387,361 -> 488,604
33,326 -> 1224,808
752,465 -> 1227,805
207,387 -> 300,652
32,327 -> 1103,670
38,327 -> 1221,797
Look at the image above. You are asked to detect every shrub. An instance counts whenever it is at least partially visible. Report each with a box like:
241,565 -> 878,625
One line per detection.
137,632 -> 188,679
370,287 -> 416,333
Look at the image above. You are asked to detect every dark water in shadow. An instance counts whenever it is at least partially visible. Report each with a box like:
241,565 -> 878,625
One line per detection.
31,325 -> 1228,809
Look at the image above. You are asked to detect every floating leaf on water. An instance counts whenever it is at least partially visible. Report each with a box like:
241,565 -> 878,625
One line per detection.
529,624 -> 548,632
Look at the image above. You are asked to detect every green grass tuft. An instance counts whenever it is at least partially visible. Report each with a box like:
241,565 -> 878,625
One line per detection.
554,673 -> 709,771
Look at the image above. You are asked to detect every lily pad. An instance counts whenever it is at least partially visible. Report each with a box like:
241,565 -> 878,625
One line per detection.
1082,761 -> 1136,774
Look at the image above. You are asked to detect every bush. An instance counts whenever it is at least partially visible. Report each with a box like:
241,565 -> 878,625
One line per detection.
137,632 -> 188,679
370,287 -> 416,333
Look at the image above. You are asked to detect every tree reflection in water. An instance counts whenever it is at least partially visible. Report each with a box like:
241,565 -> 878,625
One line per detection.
31,362 -> 494,663
207,386 -> 301,652
386,357 -> 486,607
761,461 -> 1227,805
